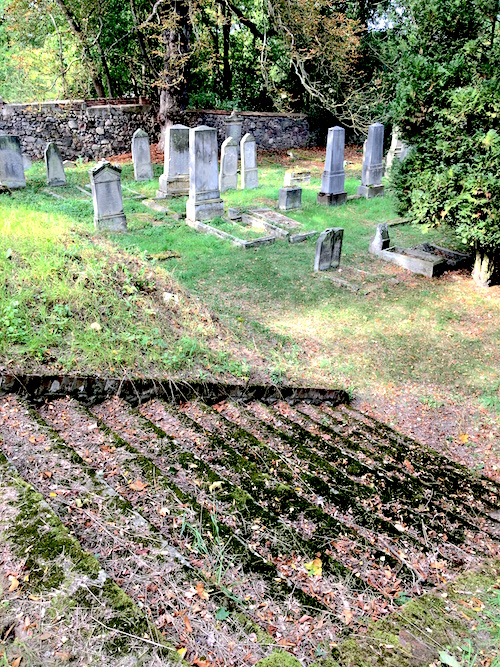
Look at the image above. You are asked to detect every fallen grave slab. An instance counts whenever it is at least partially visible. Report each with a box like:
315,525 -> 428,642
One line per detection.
241,213 -> 289,240
186,218 -> 276,248
289,230 -> 318,243
142,198 -> 184,220
248,208 -> 302,229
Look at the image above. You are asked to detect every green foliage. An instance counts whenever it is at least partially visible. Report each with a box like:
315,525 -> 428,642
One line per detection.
387,0 -> 500,265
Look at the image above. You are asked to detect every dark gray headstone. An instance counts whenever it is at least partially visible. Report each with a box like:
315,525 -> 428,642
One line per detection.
0,135 -> 26,189
89,161 -> 127,231
131,128 -> 154,181
314,228 -> 344,271
44,142 -> 66,186
219,136 -> 238,192
186,126 -> 224,222
279,186 -> 302,211
224,110 -> 243,154
317,127 -> 346,206
358,123 -> 385,198
369,223 -> 390,253
241,133 -> 258,189
157,124 -> 189,197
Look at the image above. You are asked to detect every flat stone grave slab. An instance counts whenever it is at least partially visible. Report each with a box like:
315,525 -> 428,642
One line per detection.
316,264 -> 401,294
142,198 -> 184,220
241,213 -> 289,240
186,217 -> 276,249
248,208 -> 302,229
284,169 -> 311,186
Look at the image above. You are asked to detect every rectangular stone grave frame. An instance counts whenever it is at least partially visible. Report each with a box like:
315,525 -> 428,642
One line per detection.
0,135 -> 26,189
358,123 -> 385,199
219,136 -> 238,192
241,214 -> 289,240
89,161 -> 127,232
131,128 -> 154,181
157,124 -> 190,197
186,126 -> 224,222
44,142 -> 66,187
317,127 -> 347,206
186,218 -> 276,248
314,228 -> 344,271
240,133 -> 258,189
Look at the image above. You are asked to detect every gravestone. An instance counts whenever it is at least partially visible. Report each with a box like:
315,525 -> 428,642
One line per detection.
225,110 -> 243,154
240,133 -> 258,189
131,129 -> 154,181
385,127 -> 409,176
44,142 -> 66,187
185,126 -> 224,222
0,135 -> 26,189
358,123 -> 385,198
157,124 -> 189,197
219,136 -> 238,192
279,186 -> 302,211
314,228 -> 344,271
317,127 -> 347,206
23,155 -> 32,171
284,169 -> 311,186
89,161 -> 127,231
369,223 -> 390,253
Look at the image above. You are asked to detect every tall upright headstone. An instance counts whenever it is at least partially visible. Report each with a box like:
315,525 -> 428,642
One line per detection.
224,110 -> 243,154
131,128 -> 154,181
157,124 -> 189,197
385,127 -> 409,176
185,126 -> 224,222
44,142 -> 66,187
0,135 -> 26,189
219,136 -> 238,192
314,228 -> 344,271
317,126 -> 347,206
89,161 -> 127,231
358,123 -> 385,199
240,133 -> 258,189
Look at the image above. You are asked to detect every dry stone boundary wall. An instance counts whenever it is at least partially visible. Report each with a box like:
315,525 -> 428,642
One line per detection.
0,100 -> 310,161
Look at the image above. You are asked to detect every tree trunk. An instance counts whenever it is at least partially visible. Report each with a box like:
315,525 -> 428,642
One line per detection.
222,2 -> 232,98
472,246 -> 500,287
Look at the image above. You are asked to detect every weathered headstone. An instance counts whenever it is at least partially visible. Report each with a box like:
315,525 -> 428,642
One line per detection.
284,169 -> 311,186
224,110 -> 243,154
44,142 -> 66,187
314,228 -> 344,271
89,161 -> 127,231
22,155 -> 32,171
358,123 -> 385,198
279,186 -> 302,211
240,133 -> 258,189
0,135 -> 26,189
369,223 -> 390,254
317,127 -> 347,206
157,124 -> 189,197
219,136 -> 238,192
385,128 -> 409,176
185,126 -> 224,222
131,128 -> 154,181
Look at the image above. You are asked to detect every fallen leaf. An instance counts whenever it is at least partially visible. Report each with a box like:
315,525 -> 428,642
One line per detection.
129,479 -> 147,492
10,658 -> 22,667
305,557 -> 322,577
208,480 -> 224,492
184,615 -> 193,633
344,608 -> 353,625
196,582 -> 209,600
458,433 -> 469,444
177,647 -> 187,659
8,576 -> 19,592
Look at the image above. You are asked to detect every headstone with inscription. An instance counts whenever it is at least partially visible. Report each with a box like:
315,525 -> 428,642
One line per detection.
317,127 -> 347,206
131,128 -> 154,181
157,124 -> 190,197
89,161 -> 127,231
219,136 -> 238,192
186,126 -> 224,222
358,123 -> 385,198
240,133 -> 258,189
314,228 -> 344,271
0,135 -> 26,189
44,142 -> 66,186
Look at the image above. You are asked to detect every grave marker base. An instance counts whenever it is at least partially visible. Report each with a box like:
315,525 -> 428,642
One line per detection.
357,184 -> 385,199
317,191 -> 347,206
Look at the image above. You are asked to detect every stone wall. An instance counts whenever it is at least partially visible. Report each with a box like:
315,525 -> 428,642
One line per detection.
0,100 -> 311,161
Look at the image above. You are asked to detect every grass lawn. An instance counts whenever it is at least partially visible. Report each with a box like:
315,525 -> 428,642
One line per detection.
0,151 -> 499,476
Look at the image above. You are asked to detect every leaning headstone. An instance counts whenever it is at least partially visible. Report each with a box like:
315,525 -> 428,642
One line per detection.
186,126 -> 224,222
44,142 -> 66,186
131,128 -> 154,181
89,161 -> 127,231
157,124 -> 189,197
225,110 -> 243,154
240,133 -> 258,189
385,127 -> 409,176
219,136 -> 238,192
22,155 -> 32,171
317,127 -> 347,206
369,223 -> 391,254
0,135 -> 26,189
314,228 -> 344,271
358,123 -> 384,198
279,186 -> 302,211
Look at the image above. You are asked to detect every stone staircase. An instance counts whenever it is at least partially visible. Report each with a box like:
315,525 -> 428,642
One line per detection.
0,382 -> 498,665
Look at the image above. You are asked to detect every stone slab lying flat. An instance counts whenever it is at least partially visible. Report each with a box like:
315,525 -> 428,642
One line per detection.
186,218 -> 276,248
241,214 -> 289,240
248,208 -> 302,229
375,246 -> 446,277
289,230 -> 318,243
142,199 -> 184,220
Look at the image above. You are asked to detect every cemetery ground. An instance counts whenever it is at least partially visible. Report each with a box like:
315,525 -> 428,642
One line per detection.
0,149 -> 499,667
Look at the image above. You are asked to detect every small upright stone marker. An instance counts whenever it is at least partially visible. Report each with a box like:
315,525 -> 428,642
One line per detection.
225,110 -> 243,153
385,127 -> 409,176
369,223 -> 391,254
0,135 -> 26,189
358,123 -> 385,199
219,136 -> 238,192
89,161 -> 127,231
314,228 -> 344,271
44,142 -> 66,186
186,126 -> 224,222
317,127 -> 347,206
240,133 -> 258,189
131,128 -> 154,181
279,186 -> 302,211
157,124 -> 189,197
